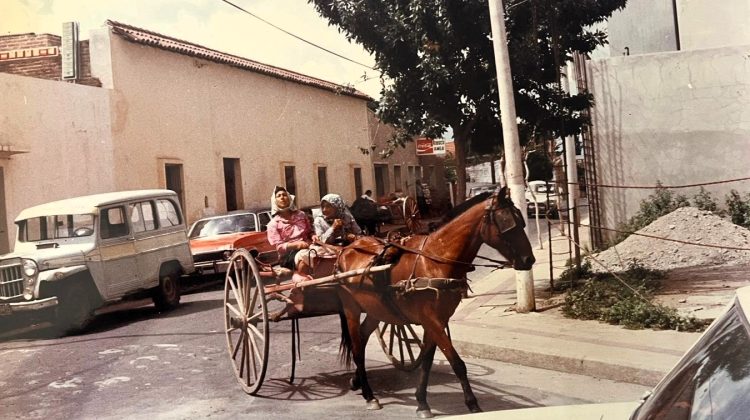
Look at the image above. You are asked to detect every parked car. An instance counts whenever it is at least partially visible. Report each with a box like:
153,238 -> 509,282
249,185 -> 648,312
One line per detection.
447,285 -> 750,419
466,183 -> 498,199
188,208 -> 277,275
0,189 -> 194,333
525,180 -> 566,218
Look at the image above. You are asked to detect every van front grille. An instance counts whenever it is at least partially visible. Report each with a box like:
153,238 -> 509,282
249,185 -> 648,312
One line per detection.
0,262 -> 24,299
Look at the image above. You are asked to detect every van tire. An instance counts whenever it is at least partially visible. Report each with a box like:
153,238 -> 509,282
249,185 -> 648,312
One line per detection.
153,272 -> 181,311
56,281 -> 94,334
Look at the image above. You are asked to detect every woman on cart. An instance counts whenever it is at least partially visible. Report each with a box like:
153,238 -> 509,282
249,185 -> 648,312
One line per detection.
266,186 -> 313,279
313,193 -> 362,247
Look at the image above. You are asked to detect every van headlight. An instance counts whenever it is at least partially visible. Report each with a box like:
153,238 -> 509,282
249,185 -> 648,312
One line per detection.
22,259 -> 38,277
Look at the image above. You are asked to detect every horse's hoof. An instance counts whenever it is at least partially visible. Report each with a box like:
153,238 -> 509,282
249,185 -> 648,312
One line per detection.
366,399 -> 382,410
349,377 -> 361,391
469,405 -> 483,413
416,409 -> 434,418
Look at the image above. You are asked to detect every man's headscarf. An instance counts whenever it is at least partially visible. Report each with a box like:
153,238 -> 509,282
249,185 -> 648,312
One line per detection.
271,186 -> 297,216
320,193 -> 356,223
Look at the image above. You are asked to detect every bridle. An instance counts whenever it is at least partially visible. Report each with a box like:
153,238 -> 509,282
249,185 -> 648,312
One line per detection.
479,190 -> 525,261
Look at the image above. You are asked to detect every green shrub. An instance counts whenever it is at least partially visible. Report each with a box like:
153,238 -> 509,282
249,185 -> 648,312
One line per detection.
692,187 -> 720,213
561,261 -> 708,331
726,189 -> 750,229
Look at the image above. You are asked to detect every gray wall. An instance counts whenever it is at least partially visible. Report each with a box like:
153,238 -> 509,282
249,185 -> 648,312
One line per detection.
588,45 -> 750,236
607,0 -> 678,56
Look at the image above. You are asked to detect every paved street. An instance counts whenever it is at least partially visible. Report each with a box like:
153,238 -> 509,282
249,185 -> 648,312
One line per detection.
0,279 -> 648,419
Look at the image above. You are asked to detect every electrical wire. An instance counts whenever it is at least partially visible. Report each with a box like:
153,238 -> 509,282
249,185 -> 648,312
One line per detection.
218,0 -> 375,70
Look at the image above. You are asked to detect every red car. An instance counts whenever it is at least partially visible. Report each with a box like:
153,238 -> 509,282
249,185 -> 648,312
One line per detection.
188,209 -> 277,275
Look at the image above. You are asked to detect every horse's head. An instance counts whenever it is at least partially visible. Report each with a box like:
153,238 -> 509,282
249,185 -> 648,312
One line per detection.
480,187 -> 536,270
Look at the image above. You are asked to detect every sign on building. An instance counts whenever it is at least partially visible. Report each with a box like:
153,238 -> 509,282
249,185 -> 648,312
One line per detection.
61,21 -> 79,80
416,137 -> 446,156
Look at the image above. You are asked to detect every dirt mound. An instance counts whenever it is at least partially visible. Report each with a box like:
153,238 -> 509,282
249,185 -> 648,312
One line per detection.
589,207 -> 750,272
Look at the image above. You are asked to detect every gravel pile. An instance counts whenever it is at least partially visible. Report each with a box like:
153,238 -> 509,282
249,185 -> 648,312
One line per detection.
589,207 -> 750,272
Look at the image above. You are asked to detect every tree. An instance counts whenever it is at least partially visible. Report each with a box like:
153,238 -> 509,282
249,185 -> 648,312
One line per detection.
309,0 -> 626,200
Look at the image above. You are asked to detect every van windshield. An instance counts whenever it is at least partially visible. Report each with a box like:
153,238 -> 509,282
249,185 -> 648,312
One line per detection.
18,214 -> 96,242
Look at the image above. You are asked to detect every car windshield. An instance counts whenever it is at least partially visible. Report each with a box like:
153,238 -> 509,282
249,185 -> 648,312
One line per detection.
634,303 -> 750,419
18,214 -> 96,242
533,184 -> 554,194
189,214 -> 257,238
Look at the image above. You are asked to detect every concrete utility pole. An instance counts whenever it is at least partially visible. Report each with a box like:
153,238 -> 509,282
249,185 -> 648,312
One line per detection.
564,61 -> 581,269
488,0 -> 535,313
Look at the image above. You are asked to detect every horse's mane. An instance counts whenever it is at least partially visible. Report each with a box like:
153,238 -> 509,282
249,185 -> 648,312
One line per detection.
437,192 -> 492,226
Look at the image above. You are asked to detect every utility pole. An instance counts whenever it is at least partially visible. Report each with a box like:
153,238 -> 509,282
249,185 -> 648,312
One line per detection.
564,61 -> 581,269
488,0 -> 535,313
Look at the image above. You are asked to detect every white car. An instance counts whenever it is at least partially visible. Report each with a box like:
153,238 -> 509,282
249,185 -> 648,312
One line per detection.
0,190 -> 194,333
525,180 -> 566,218
447,285 -> 750,419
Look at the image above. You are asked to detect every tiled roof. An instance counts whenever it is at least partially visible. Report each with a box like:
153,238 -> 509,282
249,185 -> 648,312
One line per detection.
106,20 -> 371,101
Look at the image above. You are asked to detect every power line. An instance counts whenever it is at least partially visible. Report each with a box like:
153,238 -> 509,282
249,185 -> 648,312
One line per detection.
218,0 -> 375,70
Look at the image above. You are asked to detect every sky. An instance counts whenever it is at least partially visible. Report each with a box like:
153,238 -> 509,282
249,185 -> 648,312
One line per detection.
1,0 -> 382,98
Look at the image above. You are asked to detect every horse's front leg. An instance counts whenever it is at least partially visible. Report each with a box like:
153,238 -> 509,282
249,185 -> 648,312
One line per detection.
349,315 -> 380,393
415,334 -> 438,418
339,292 -> 381,410
424,319 -> 482,414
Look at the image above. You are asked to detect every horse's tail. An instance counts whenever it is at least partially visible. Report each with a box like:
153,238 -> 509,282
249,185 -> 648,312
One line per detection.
338,311 -> 353,368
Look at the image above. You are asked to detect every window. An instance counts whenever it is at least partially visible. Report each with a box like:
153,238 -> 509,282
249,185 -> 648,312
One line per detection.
258,212 -> 271,232
101,206 -> 130,239
164,163 -> 185,211
19,214 -> 94,242
284,165 -> 297,196
374,164 -> 388,198
393,166 -> 402,193
353,167 -> 363,198
317,166 -> 328,199
156,199 -> 181,227
130,201 -> 157,233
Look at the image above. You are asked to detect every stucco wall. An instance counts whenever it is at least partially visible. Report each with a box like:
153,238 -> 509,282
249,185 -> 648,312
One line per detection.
0,72 -> 115,247
677,0 -> 750,50
588,45 -> 750,236
367,112 -> 422,198
104,33 -> 374,221
607,0 -> 677,56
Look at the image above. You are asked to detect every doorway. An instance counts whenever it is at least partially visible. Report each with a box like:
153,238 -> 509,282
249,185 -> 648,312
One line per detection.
0,168 -> 8,254
223,158 -> 244,211
164,163 -> 185,211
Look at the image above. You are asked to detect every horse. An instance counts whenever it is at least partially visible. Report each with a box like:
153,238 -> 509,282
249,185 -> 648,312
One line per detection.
334,186 -> 535,418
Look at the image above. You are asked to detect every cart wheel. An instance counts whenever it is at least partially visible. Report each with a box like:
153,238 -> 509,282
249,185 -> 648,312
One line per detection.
224,248 -> 269,395
376,322 -> 425,371
403,196 -> 423,234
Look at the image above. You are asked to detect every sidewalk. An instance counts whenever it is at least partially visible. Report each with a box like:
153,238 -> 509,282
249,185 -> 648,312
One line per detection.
447,220 -> 730,387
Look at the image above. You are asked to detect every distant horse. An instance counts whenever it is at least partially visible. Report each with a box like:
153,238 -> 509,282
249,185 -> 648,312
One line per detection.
335,187 -> 535,417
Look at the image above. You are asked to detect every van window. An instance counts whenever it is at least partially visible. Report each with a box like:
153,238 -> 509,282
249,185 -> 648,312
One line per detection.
131,201 -> 157,233
101,207 -> 130,239
156,199 -> 181,227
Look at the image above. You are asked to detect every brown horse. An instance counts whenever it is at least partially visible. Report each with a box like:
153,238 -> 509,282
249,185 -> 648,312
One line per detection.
334,187 -> 535,418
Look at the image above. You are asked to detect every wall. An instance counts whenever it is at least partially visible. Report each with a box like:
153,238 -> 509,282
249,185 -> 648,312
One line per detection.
367,112 -> 421,199
0,73 -> 115,247
588,45 -> 750,236
607,0 -> 677,56
677,0 -> 750,50
103,33 -> 374,221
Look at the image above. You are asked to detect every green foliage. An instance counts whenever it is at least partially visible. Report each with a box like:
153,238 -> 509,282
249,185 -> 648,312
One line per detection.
561,261 -> 708,331
526,151 -> 553,182
726,189 -> 750,229
692,187 -> 720,213
308,0 -> 627,190
613,183 -> 690,244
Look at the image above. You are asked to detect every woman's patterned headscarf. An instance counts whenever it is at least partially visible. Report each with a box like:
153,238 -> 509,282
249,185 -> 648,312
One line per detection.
320,193 -> 355,223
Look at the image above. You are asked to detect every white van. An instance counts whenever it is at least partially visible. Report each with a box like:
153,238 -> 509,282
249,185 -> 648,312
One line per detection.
0,190 -> 195,332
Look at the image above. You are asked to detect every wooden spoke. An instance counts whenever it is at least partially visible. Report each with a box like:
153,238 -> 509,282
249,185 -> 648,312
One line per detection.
376,322 -> 426,371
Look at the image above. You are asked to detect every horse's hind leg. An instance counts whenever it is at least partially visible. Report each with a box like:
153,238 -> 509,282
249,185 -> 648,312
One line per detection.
424,319 -> 482,413
415,335 -> 438,418
339,294 -> 381,410
349,315 -> 380,392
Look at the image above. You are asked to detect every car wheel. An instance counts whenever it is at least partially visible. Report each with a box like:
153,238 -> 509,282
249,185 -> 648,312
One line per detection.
153,272 -> 181,311
56,281 -> 94,334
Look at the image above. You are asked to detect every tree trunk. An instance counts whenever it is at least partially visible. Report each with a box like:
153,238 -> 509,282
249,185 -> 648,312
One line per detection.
453,132 -> 468,204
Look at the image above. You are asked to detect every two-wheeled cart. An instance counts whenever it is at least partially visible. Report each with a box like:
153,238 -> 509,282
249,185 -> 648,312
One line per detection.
223,249 -> 428,395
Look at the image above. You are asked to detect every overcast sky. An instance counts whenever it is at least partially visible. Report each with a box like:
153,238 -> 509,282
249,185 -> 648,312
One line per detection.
2,0 -> 382,98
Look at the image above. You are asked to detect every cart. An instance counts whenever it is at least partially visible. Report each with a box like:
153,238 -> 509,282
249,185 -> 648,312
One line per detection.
223,248 -> 429,395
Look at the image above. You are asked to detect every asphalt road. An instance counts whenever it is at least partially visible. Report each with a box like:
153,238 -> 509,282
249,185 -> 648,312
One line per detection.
0,275 -> 648,419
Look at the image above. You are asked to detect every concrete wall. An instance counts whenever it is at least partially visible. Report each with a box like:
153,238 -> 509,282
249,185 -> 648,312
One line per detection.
104,33 -> 374,220
607,0 -> 677,56
0,73 -> 115,247
368,112 -> 421,199
677,0 -> 750,50
588,45 -> 750,236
